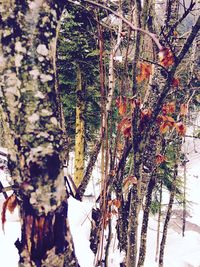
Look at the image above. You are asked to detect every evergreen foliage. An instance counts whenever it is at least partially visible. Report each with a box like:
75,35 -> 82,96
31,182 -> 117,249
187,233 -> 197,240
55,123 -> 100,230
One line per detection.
57,5 -> 101,150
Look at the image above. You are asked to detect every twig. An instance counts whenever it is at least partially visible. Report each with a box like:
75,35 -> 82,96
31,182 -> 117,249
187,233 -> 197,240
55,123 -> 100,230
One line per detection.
73,0 -> 163,50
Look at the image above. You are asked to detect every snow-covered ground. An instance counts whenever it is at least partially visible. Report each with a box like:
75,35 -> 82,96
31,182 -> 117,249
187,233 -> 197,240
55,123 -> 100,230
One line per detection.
0,116 -> 200,267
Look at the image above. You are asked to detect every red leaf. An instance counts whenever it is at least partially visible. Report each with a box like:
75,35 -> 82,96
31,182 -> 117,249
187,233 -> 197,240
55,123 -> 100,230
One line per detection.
123,126 -> 132,138
156,154 -> 166,165
175,122 -> 186,136
118,117 -> 132,138
159,48 -> 174,67
162,102 -> 176,115
156,115 -> 164,124
1,194 -> 18,231
118,117 -> 130,131
172,78 -> 180,87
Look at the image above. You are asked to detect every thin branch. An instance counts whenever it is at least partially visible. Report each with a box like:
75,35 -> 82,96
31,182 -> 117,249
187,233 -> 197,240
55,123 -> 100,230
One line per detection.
75,0 -> 163,50
166,1 -> 196,38
175,15 -> 200,66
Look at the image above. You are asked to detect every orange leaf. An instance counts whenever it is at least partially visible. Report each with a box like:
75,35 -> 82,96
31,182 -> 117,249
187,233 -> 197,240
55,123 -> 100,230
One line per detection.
118,117 -> 132,138
108,200 -> 113,206
116,96 -> 127,116
1,194 -> 18,231
163,115 -> 175,126
112,199 -> 121,209
156,154 -> 166,165
160,122 -> 170,134
123,176 -> 138,187
159,115 -> 176,134
159,48 -> 174,67
175,122 -> 186,136
173,31 -> 178,37
172,78 -> 180,87
180,103 -> 188,116
118,117 -> 130,131
136,62 -> 152,83
162,102 -> 175,115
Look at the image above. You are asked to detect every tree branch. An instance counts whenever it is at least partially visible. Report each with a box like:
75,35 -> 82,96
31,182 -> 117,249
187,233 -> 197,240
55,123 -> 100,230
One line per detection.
74,0 -> 163,50
175,15 -> 200,66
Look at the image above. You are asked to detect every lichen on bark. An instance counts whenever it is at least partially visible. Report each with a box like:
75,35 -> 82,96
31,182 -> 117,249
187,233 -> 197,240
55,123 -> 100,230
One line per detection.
0,1 -> 78,266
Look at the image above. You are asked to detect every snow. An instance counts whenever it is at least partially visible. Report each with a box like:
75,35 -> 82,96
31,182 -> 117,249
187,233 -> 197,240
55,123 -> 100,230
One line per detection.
68,196 -> 95,267
0,117 -> 200,267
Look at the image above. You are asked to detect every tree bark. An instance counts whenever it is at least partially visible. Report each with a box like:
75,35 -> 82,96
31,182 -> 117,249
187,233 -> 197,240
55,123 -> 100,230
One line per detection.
0,1 -> 78,266
74,64 -> 85,188
158,160 -> 178,267
137,177 -> 155,267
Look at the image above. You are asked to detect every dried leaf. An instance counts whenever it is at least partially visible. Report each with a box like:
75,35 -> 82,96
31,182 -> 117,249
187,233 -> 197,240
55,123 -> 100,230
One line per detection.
173,31 -> 178,37
172,78 -> 180,87
162,102 -> 175,115
159,116 -> 175,134
141,109 -> 152,121
163,115 -> 175,126
159,48 -> 174,67
123,176 -> 138,187
116,143 -> 124,153
1,194 -> 18,231
175,122 -> 186,136
156,115 -> 164,124
108,200 -> 113,206
180,103 -> 188,116
118,117 -> 132,138
160,122 -> 170,134
116,96 -> 127,116
136,62 -> 152,83
156,154 -> 166,165
123,125 -> 132,138
118,117 -> 130,131
112,199 -> 121,209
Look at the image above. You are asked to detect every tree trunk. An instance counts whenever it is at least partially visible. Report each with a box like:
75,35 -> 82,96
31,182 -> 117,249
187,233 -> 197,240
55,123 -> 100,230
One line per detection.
137,177 -> 155,267
0,1 -> 78,266
74,64 -> 85,188
158,160 -> 178,267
